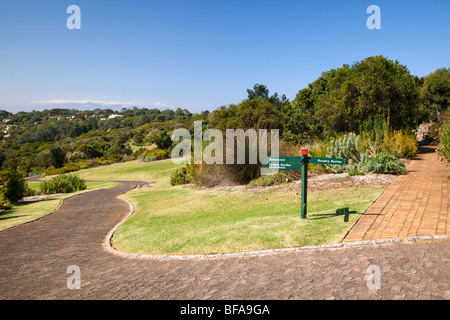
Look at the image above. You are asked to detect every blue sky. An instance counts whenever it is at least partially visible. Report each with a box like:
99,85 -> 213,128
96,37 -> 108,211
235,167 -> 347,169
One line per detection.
0,0 -> 449,113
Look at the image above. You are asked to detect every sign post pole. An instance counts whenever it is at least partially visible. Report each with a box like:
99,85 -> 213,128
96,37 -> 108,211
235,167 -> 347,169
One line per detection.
300,148 -> 308,219
266,152 -> 344,220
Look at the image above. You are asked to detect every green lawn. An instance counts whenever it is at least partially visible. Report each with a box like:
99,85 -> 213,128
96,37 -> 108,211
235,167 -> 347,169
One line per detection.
0,181 -> 118,231
114,185 -> 384,255
75,159 -> 178,187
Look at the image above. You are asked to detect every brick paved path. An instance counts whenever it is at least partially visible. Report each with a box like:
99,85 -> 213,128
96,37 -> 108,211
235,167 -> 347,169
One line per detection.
0,172 -> 449,299
345,145 -> 449,242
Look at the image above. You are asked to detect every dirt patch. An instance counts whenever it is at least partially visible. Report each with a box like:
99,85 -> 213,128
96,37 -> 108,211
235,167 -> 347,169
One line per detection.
288,172 -> 398,192
19,194 -> 64,202
210,172 -> 399,193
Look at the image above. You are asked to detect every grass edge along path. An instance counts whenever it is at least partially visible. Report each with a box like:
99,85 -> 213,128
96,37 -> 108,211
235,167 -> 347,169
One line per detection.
0,181 -> 119,232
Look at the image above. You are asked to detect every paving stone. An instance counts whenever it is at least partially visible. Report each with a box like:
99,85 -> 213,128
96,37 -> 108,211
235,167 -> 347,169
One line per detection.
345,145 -> 450,242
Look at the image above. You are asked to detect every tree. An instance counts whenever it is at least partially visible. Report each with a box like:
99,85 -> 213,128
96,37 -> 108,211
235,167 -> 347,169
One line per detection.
209,99 -> 283,131
247,84 -> 270,100
290,56 -> 420,138
247,84 -> 289,108
0,151 -> 5,168
76,144 -> 103,159
420,68 -> 450,122
4,167 -> 28,203
154,131 -> 172,150
210,85 -> 286,131
49,146 -> 66,168
0,110 -> 12,120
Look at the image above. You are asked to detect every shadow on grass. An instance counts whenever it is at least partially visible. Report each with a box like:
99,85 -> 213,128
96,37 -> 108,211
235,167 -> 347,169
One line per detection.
0,197 -> 57,221
309,207 -> 358,222
0,215 -> 28,221
15,198 -> 56,206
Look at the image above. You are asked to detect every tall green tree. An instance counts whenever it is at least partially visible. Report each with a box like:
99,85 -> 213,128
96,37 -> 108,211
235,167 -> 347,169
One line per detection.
289,56 -> 420,139
4,167 -> 28,203
49,146 -> 66,168
154,131 -> 172,150
420,68 -> 450,121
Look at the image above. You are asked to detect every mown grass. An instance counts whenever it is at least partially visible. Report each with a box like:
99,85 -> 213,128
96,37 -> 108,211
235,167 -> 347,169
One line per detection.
0,181 -> 118,231
74,159 -> 179,187
114,185 -> 384,255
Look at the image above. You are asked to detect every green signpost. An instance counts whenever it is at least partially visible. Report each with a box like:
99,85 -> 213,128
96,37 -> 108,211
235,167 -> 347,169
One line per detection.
267,149 -> 345,219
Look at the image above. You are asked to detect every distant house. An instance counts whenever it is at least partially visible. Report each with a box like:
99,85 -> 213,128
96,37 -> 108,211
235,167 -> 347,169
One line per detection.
108,114 -> 124,119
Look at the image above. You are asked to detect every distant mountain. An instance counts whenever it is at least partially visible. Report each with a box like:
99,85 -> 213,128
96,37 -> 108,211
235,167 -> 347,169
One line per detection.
1,101 -> 150,113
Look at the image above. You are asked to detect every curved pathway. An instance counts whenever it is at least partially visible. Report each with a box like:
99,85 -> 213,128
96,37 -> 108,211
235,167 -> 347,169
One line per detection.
0,164 -> 449,299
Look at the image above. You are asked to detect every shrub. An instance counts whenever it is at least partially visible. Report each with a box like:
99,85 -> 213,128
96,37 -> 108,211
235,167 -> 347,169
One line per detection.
140,149 -> 170,162
0,189 -> 13,210
154,131 -> 172,150
359,114 -> 389,156
132,147 -> 148,159
44,162 -> 81,176
170,167 -> 190,186
170,165 -> 198,186
3,168 -> 28,203
49,146 -> 66,169
326,133 -> 368,173
359,115 -> 418,159
66,151 -> 89,162
348,170 -> 365,176
382,130 -> 418,159
439,119 -> 450,162
40,174 -> 87,194
362,152 -> 407,174
247,172 -> 291,187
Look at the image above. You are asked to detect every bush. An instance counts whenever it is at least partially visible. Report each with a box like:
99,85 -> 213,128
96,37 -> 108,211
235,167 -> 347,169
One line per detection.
154,131 -> 172,150
44,162 -> 81,176
49,146 -> 66,169
3,168 -> 28,203
66,151 -> 89,162
0,189 -> 13,210
382,130 -> 418,159
132,147 -> 148,159
359,115 -> 418,159
348,170 -> 365,176
40,174 -> 87,194
439,119 -> 450,162
326,133 -> 368,173
247,172 -> 291,187
170,167 -> 192,186
362,152 -> 407,174
140,149 -> 170,162
359,114 -> 389,156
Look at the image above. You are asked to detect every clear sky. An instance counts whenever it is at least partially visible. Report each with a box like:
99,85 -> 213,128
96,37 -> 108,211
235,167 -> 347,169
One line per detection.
0,0 -> 449,113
